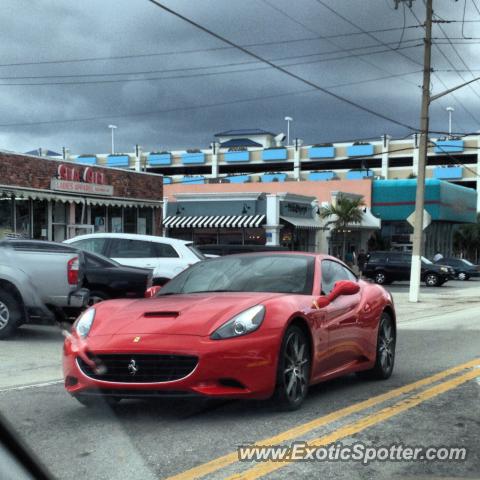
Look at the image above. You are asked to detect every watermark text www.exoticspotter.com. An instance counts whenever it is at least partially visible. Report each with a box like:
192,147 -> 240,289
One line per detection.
237,442 -> 468,465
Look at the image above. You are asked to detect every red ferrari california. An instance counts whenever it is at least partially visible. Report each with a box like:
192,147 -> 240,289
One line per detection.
63,252 -> 396,410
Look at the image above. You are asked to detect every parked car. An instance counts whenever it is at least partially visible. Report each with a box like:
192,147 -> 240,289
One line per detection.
434,257 -> 480,281
197,244 -> 289,256
64,233 -> 204,285
0,240 -> 89,339
363,251 -> 455,286
63,252 -> 396,411
77,251 -> 153,305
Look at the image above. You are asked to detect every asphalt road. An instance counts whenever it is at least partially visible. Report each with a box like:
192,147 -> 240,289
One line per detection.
0,280 -> 479,480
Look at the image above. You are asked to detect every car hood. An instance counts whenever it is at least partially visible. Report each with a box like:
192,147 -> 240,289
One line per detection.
89,292 -> 283,337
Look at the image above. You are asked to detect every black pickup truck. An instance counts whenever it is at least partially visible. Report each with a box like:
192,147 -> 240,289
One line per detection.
363,251 -> 455,287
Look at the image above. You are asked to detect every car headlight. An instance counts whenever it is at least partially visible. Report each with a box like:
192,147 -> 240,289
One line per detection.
440,266 -> 449,273
74,308 -> 96,338
211,305 -> 265,340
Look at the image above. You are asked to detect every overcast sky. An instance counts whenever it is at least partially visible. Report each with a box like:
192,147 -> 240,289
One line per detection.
1,0 -> 479,154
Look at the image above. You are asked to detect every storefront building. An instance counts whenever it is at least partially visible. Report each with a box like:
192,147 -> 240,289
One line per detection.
0,152 -> 163,241
163,192 -> 325,251
372,179 -> 477,257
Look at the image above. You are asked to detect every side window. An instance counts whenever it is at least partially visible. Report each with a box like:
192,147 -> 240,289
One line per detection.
109,239 -> 157,258
321,260 -> 357,295
387,253 -> 402,263
70,237 -> 107,254
154,242 -> 179,258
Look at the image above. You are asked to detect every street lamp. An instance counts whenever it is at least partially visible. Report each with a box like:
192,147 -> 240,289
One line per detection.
108,125 -> 117,154
284,116 -> 293,146
446,106 -> 454,138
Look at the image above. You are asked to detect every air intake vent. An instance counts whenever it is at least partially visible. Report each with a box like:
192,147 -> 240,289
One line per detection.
143,311 -> 179,318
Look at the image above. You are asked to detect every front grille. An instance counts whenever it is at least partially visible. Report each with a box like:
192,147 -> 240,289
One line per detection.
77,354 -> 198,383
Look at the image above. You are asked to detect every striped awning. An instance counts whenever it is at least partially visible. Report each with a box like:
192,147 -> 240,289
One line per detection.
163,214 -> 265,229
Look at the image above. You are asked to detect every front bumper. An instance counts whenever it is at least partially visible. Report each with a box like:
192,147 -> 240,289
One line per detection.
63,331 -> 280,400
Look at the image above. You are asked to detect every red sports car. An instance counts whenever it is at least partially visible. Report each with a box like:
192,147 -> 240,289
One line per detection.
63,252 -> 396,410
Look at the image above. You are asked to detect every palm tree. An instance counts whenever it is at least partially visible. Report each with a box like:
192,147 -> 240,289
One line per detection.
453,214 -> 480,262
320,195 -> 365,261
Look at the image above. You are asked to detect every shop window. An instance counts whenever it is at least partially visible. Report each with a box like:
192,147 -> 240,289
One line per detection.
15,198 -> 31,238
124,207 -> 137,234
218,229 -> 242,245
0,196 -> 13,237
108,206 -> 123,233
169,229 -> 193,242
138,208 -> 153,235
91,205 -> 107,233
52,202 -> 67,242
193,229 -> 218,245
32,200 -> 48,240
74,203 -> 87,225
244,228 -> 266,245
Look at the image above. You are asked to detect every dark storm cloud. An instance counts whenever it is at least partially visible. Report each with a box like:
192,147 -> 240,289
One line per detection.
0,0 -> 479,154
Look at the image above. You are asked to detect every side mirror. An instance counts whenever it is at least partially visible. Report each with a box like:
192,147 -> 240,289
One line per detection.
329,280 -> 360,301
313,296 -> 330,309
145,286 -> 161,298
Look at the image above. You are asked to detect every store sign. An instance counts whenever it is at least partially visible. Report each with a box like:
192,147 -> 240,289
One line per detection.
51,164 -> 113,196
280,202 -> 310,217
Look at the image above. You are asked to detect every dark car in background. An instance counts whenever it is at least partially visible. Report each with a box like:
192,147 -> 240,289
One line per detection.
197,244 -> 289,256
364,251 -> 455,286
81,251 -> 152,305
434,257 -> 480,281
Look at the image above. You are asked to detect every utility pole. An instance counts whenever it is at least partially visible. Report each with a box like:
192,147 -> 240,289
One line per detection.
408,0 -> 433,303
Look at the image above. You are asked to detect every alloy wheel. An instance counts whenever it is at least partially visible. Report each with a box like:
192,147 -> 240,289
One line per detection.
375,272 -> 386,284
458,272 -> 467,281
425,274 -> 438,286
378,318 -> 395,375
0,301 -> 10,331
283,331 -> 309,405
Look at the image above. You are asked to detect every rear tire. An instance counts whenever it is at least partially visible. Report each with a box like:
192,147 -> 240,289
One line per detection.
457,272 -> 469,281
374,271 -> 388,285
0,289 -> 24,340
357,311 -> 395,380
87,291 -> 109,306
272,325 -> 311,411
425,273 -> 439,287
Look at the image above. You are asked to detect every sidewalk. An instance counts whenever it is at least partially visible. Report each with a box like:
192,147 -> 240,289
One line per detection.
389,280 -> 480,324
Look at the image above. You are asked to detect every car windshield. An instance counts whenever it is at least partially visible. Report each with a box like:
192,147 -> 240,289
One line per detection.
461,259 -> 475,266
159,254 -> 314,295
421,256 -> 432,264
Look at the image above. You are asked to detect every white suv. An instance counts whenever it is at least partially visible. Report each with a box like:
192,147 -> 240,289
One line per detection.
64,233 -> 204,285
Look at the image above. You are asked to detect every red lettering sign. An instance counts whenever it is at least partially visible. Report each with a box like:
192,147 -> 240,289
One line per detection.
58,165 -> 107,186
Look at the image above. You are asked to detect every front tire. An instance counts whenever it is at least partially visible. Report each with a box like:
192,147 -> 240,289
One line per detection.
374,271 -> 388,285
357,312 -> 395,380
0,289 -> 24,340
272,325 -> 311,411
425,273 -> 439,287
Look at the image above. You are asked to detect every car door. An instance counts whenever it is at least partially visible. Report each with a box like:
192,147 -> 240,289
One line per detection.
385,253 -> 404,280
106,238 -> 158,269
319,259 -> 362,373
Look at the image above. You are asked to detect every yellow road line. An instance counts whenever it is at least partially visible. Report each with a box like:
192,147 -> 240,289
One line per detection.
226,368 -> 480,480
164,359 -> 479,480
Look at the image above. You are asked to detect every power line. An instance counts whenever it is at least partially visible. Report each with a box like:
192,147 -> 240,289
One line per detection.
0,25 -> 423,69
0,39 -> 423,82
314,0 -> 423,67
408,6 -> 480,127
0,69 -> 423,128
137,0 -> 419,132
